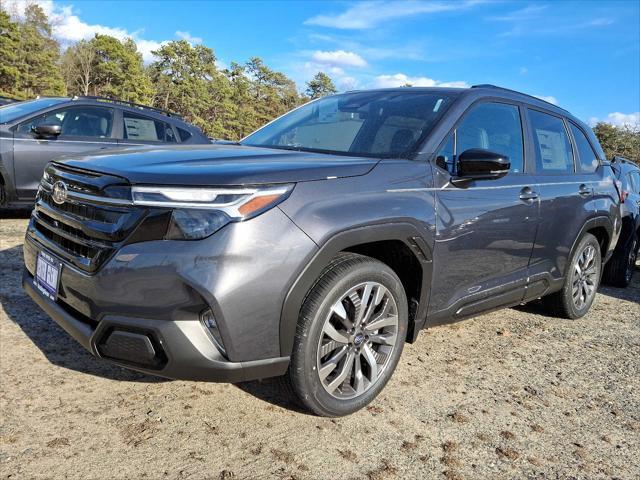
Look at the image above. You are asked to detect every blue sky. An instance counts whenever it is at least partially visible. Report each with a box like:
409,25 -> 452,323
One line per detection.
4,0 -> 639,126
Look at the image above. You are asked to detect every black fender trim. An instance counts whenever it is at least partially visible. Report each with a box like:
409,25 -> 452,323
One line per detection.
571,215 -> 616,264
279,221 -> 433,357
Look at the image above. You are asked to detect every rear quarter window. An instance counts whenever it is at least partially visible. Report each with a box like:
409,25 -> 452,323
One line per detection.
177,127 -> 192,142
569,122 -> 599,173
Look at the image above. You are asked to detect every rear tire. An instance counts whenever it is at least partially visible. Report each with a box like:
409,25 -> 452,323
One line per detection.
603,234 -> 638,288
541,233 -> 601,319
285,253 -> 408,417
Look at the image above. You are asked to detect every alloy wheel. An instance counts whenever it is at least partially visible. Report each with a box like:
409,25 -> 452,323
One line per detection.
571,244 -> 598,310
316,282 -> 399,400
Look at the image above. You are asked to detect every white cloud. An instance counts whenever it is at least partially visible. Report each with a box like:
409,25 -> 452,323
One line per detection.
533,95 -> 558,105
590,112 -> 640,129
305,0 -> 482,29
175,30 -> 202,44
310,50 -> 367,68
372,73 -> 469,89
1,0 -> 176,62
519,67 -> 528,75
487,5 -> 547,22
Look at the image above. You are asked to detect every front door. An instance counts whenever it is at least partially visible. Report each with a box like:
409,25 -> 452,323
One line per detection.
12,105 -> 116,199
428,101 -> 540,321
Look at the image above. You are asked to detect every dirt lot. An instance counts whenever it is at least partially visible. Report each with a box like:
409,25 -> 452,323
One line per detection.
1,215 -> 639,480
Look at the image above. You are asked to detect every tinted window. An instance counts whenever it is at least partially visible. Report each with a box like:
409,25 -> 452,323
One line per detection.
177,127 -> 192,142
17,106 -> 114,138
455,102 -> 524,173
528,110 -> 574,173
569,123 -> 599,173
123,112 -> 176,142
242,91 -> 458,158
0,98 -> 67,124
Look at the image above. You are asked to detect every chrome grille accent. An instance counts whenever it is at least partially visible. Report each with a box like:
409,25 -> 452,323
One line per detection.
28,163 -> 144,273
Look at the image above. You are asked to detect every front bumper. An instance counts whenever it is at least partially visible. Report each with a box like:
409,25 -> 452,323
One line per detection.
23,270 -> 289,381
22,206 -> 318,381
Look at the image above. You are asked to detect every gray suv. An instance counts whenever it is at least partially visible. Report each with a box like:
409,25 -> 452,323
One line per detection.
0,96 -> 209,208
22,85 -> 621,416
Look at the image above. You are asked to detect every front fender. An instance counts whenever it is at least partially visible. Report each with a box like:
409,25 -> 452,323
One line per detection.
279,221 -> 433,357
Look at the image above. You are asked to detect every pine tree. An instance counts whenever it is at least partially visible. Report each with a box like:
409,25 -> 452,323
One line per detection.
305,72 -> 337,99
0,11 -> 21,98
15,4 -> 65,98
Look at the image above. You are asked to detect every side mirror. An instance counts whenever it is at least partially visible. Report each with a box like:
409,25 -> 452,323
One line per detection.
457,148 -> 510,181
32,124 -> 62,137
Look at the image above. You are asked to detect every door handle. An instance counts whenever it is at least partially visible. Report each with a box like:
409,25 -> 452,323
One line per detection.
578,184 -> 592,197
519,187 -> 539,202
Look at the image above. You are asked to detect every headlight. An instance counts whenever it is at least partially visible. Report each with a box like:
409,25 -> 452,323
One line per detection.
131,184 -> 293,240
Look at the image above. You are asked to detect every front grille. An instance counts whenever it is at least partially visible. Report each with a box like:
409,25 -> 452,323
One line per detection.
28,163 -> 145,273
39,190 -> 122,224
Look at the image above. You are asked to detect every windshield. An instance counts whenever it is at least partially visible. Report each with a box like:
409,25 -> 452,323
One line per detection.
0,98 -> 68,124
242,90 -> 459,158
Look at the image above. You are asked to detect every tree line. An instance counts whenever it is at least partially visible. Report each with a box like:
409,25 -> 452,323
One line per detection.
0,4 -> 337,140
0,4 -> 637,160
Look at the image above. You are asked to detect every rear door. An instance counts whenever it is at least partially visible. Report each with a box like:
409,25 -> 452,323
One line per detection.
429,100 -> 540,320
117,110 -> 178,146
12,105 -> 116,199
526,109 -> 601,296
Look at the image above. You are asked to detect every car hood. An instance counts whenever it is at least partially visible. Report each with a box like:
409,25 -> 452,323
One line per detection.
56,144 -> 379,185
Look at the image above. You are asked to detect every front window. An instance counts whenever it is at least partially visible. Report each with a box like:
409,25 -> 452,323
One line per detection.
0,98 -> 67,124
436,102 -> 524,174
17,106 -> 114,138
242,91 -> 459,158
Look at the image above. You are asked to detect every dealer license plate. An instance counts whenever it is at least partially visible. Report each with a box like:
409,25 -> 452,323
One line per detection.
34,251 -> 61,301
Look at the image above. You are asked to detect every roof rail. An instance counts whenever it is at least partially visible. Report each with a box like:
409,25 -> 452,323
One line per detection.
471,84 -> 569,113
71,95 -> 183,119
612,155 -> 632,164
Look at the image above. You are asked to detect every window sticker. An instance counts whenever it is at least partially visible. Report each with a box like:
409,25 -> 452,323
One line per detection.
124,116 -> 158,141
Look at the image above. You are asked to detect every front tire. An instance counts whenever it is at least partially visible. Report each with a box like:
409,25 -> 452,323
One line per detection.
541,233 -> 602,319
286,253 -> 408,417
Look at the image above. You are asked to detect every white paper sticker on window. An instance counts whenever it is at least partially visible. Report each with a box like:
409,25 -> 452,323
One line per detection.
124,117 -> 158,141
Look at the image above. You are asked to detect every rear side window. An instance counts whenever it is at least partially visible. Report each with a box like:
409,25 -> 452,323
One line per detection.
569,123 -> 599,173
437,102 -> 524,174
177,127 -> 192,142
123,112 -> 176,142
528,109 -> 574,173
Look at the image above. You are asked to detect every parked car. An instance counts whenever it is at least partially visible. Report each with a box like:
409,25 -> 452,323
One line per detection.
603,157 -> 640,286
0,96 -> 210,208
22,85 -> 621,416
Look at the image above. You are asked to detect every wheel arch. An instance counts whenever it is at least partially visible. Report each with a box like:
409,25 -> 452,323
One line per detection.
571,216 -> 615,266
279,222 -> 433,357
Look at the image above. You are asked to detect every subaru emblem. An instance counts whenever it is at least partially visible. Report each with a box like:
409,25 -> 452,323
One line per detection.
52,181 -> 68,205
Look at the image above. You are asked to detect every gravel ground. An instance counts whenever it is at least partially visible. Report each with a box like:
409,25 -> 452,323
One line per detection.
1,216 -> 639,480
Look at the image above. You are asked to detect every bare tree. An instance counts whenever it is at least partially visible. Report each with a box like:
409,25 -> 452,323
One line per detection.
61,40 -> 95,96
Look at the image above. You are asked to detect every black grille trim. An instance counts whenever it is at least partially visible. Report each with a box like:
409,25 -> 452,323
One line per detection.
30,163 -> 145,273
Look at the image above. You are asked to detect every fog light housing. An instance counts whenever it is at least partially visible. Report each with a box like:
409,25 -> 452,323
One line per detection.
200,309 -> 227,357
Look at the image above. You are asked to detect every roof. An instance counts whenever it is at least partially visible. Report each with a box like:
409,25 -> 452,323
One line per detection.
35,95 -> 182,120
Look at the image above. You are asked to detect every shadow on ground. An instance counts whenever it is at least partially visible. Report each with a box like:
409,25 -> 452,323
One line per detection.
0,208 -> 32,219
235,378 -> 310,414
